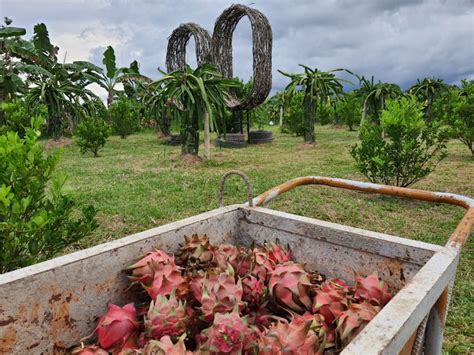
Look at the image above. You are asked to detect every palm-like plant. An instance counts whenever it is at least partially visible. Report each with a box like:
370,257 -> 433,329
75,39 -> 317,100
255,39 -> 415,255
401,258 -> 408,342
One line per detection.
150,64 -> 239,158
279,65 -> 351,142
409,78 -> 447,122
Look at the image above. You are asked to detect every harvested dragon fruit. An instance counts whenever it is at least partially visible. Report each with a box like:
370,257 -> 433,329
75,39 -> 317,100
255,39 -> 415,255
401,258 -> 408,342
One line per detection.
74,235 -> 394,354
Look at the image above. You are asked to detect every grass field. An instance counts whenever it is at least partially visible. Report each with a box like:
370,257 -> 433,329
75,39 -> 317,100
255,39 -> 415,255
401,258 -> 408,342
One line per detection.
49,126 -> 473,353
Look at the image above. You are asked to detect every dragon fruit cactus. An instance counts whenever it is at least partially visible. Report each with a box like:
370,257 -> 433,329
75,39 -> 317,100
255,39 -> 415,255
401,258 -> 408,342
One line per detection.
199,309 -> 256,354
257,315 -> 320,355
144,263 -> 187,300
194,268 -> 244,322
312,279 -> 349,325
337,302 -> 380,343
96,303 -> 139,350
143,335 -> 190,355
263,239 -> 292,264
268,262 -> 313,313
242,274 -> 266,304
71,345 -> 108,355
127,250 -> 175,286
353,273 -> 392,306
175,234 -> 215,272
145,290 -> 191,340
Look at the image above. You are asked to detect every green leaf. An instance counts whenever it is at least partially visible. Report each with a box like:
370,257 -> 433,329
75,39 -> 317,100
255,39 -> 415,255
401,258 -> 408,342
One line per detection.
0,26 -> 26,38
33,23 -> 54,63
103,46 -> 117,79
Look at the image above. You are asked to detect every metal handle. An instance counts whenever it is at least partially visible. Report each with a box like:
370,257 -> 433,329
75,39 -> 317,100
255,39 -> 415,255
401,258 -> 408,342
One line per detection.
252,176 -> 473,251
219,170 -> 254,207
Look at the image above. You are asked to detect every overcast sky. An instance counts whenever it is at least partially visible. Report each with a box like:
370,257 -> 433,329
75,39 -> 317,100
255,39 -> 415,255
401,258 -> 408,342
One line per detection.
3,0 -> 474,97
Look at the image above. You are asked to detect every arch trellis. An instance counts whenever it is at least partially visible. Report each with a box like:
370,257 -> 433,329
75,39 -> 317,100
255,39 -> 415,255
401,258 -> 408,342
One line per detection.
165,4 -> 272,111
165,23 -> 212,72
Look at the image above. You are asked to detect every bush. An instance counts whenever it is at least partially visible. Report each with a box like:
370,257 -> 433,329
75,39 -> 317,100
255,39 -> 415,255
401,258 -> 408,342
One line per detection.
317,101 -> 334,125
0,118 -> 97,273
281,92 -> 305,136
75,116 -> 111,157
351,96 -> 448,187
108,97 -> 139,138
0,99 -> 47,137
336,93 -> 361,130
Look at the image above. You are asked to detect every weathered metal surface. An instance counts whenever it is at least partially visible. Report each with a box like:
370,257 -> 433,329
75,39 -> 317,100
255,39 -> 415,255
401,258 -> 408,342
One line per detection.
0,206 -> 240,354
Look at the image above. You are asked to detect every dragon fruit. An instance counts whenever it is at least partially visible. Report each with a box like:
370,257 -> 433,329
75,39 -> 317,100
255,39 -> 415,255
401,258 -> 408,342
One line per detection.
312,279 -> 349,325
268,262 -> 312,313
353,273 -> 392,306
199,309 -> 256,353
257,315 -> 320,355
143,335 -> 190,355
242,274 -> 266,304
246,301 -> 274,329
144,263 -> 187,300
213,243 -> 240,271
302,312 -> 335,352
175,234 -> 215,272
114,334 -> 139,355
263,239 -> 292,264
96,303 -> 139,350
195,269 -> 244,322
145,290 -> 190,340
337,302 -> 380,343
127,250 -> 175,286
71,345 -> 108,355
249,247 -> 276,280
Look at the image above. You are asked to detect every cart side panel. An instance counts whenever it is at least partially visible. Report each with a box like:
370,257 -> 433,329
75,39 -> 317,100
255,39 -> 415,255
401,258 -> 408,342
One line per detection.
237,208 -> 440,290
0,207 -> 239,355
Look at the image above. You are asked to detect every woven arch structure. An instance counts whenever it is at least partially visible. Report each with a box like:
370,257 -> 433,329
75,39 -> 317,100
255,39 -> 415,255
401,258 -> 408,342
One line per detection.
165,23 -> 212,72
212,4 -> 273,111
165,4 -> 272,111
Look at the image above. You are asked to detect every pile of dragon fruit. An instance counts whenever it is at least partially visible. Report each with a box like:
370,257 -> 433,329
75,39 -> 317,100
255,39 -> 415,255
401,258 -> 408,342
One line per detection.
73,235 -> 393,354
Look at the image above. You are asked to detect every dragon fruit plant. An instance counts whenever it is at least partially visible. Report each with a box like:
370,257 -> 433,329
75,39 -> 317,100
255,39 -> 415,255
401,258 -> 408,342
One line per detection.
74,236 -> 394,354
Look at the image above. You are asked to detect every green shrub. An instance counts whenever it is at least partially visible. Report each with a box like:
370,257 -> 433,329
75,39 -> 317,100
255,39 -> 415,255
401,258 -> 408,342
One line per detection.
351,96 -> 448,187
0,99 -> 47,137
0,118 -> 97,273
336,93 -> 361,131
75,116 -> 111,157
108,97 -> 139,138
317,101 -> 334,125
281,92 -> 305,136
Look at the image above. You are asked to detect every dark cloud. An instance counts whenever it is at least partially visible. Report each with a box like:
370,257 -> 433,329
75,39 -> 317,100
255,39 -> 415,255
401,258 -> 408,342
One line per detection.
3,0 -> 474,94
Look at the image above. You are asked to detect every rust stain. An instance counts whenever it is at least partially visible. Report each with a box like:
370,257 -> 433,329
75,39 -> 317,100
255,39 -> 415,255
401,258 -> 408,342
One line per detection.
398,327 -> 418,355
0,316 -> 16,327
49,293 -> 62,303
30,303 -> 40,326
0,326 -> 17,353
435,287 -> 450,324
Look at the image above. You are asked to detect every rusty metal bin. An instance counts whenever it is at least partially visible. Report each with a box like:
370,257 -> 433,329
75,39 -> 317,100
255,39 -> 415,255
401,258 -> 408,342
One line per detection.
0,174 -> 472,354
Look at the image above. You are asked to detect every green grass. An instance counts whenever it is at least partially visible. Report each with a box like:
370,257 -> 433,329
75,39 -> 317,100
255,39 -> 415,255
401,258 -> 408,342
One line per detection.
50,126 -> 473,352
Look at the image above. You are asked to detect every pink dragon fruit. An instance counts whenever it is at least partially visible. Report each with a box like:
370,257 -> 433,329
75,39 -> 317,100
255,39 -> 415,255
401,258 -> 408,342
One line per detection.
175,234 -> 215,272
196,269 -> 244,322
145,290 -> 190,340
257,315 -> 320,355
199,309 -> 256,353
242,274 -> 266,304
96,303 -> 139,350
353,273 -> 392,306
250,247 -> 276,280
263,239 -> 292,264
127,250 -> 175,286
268,262 -> 313,313
71,345 -> 108,355
302,312 -> 335,353
114,334 -> 139,355
246,301 -> 274,329
312,279 -> 349,325
144,263 -> 187,300
143,335 -> 190,355
213,243 -> 240,271
337,302 -> 380,343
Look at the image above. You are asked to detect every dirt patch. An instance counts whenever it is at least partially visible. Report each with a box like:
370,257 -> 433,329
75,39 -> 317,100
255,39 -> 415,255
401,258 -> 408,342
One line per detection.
43,137 -> 74,149
298,142 -> 318,149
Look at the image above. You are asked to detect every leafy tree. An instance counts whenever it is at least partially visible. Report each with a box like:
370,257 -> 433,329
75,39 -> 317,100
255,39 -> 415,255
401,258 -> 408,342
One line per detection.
0,98 -> 47,137
280,91 -> 305,136
152,64 -> 239,158
279,65 -> 350,142
409,78 -> 447,122
443,80 -> 474,155
0,117 -> 97,272
108,96 -> 140,138
351,96 -> 447,187
336,92 -> 361,131
75,116 -> 111,157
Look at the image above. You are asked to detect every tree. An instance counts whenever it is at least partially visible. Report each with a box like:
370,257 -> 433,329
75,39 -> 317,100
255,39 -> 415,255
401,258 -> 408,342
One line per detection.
409,78 -> 447,122
336,92 -> 361,131
91,46 -> 151,106
152,64 -> 239,158
279,65 -> 350,143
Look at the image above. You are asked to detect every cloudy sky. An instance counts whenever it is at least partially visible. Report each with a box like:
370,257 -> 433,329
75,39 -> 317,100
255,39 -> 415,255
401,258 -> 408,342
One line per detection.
3,0 -> 474,97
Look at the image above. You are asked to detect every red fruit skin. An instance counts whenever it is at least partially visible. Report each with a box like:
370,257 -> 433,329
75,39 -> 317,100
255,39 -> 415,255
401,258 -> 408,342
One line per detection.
71,345 -> 108,355
354,274 -> 392,306
242,275 -> 266,304
127,250 -> 174,286
145,263 -> 187,300
96,303 -> 138,350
